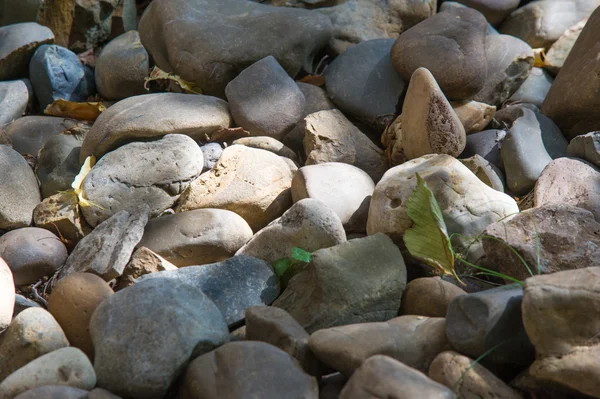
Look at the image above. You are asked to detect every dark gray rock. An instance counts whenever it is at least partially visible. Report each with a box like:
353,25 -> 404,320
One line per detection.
325,38 -> 405,131
507,67 -> 553,108
0,80 -> 29,128
199,142 -> 222,171
446,284 -> 535,369
390,7 -> 488,100
225,56 -> 305,140
460,129 -> 506,171
139,0 -> 333,97
448,0 -> 519,26
12,294 -> 41,318
29,44 -> 95,110
90,277 -> 229,399
0,22 -> 54,81
37,133 -> 84,198
567,131 -> 600,167
138,256 -> 279,328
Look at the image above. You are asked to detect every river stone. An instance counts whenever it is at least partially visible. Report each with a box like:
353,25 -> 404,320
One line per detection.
199,142 -> 222,171
29,44 -> 95,110
90,277 -> 229,399
138,209 -> 253,267
0,258 -> 14,330
541,6 -> 600,139
0,80 -> 29,128
366,154 -> 519,260
460,155 -> 505,192
0,227 -> 67,285
95,31 -> 149,100
309,316 -> 451,376
88,387 -> 122,399
303,109 -> 387,181
0,347 -> 95,399
0,146 -> 41,229
48,273 -> 113,360
499,0 -> 599,49
401,68 -> 466,160
33,192 -> 91,249
450,100 -> 496,135
507,67 -> 553,108
14,386 -> 89,399
446,284 -> 535,369
0,308 -> 69,381
534,157 -> 600,221
79,93 -> 231,162
58,206 -> 149,281
236,199 -> 346,263
451,0 -> 519,26
319,0 -> 435,55
291,163 -> 375,233
567,131 -> 600,167
438,1 -> 499,35
429,351 -> 523,399
544,19 -> 587,76
232,137 -> 298,163
472,34 -> 534,107
80,134 -> 203,227
139,0 -> 333,97
37,134 -> 84,199
12,295 -> 39,319
324,38 -> 405,131
0,22 -> 54,81
114,247 -> 177,291
180,341 -> 318,399
340,355 -> 457,399
460,129 -> 506,170
400,277 -> 466,317
176,145 -> 296,231
225,56 -> 305,141
391,7 -> 488,100
273,234 -> 407,333
137,256 -> 280,328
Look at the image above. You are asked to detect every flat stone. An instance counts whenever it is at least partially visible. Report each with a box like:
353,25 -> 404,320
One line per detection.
95,31 -> 149,100
179,341 -> 318,399
0,22 -> 54,81
139,0 -> 333,97
58,206 -> 149,281
303,109 -> 387,182
0,80 -> 29,128
0,258 -> 14,330
400,277 -> 466,318
33,192 -> 91,249
113,247 -> 177,291
451,0 -> 519,26
507,67 -> 553,108
80,134 -> 203,227
14,386 -> 89,399
391,7 -> 488,100
137,256 -> 280,328
273,234 -> 407,333
79,93 -> 231,162
450,100 -> 496,135
232,137 -> 298,163
90,278 -> 229,399
567,131 -> 600,167
324,38 -> 405,131
48,273 -> 114,360
460,129 -> 506,170
176,145 -> 296,231
0,145 -> 41,229
0,308 -> 69,381
544,19 -> 587,76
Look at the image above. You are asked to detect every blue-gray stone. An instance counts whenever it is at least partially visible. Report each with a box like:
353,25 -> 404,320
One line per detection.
200,142 -> 223,171
460,129 -> 506,171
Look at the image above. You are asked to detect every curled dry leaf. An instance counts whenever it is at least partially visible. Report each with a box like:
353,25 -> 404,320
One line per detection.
44,99 -> 106,121
144,66 -> 203,94
297,74 -> 325,86
532,48 -> 548,68
208,127 -> 251,145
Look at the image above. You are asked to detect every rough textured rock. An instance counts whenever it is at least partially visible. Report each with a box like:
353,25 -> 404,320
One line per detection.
33,192 -> 91,249
0,145 -> 41,230
0,258 -> 14,330
324,38 -> 405,130
37,132 -> 85,199
139,0 -> 333,97
339,355 -> 457,399
400,277 -> 466,317
460,129 -> 506,170
176,145 -> 296,231
567,131 -> 600,167
114,247 -> 177,291
236,199 -> 346,263
14,386 -> 90,399
451,0 -> 520,26
90,277 -> 229,399
450,100 -> 496,135
58,206 -> 149,281
232,137 -> 298,162
544,19 -> 587,76
137,256 -> 280,328
291,163 -> 375,233
180,341 -> 318,399
0,347 -> 95,399
273,234 -> 406,333
391,8 -> 488,100
303,109 -> 387,181
48,273 -> 113,360
0,80 -> 29,128
79,93 -> 231,162
81,134 -> 203,227
507,67 -> 553,108
138,209 -> 252,267
0,227 -> 67,285
0,22 -> 54,81
429,351 -> 523,399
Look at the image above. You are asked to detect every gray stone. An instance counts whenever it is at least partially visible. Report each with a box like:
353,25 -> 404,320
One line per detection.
446,284 -> 535,369
273,234 -> 407,333
12,294 -> 39,318
81,134 -> 203,227
95,31 -> 149,100
0,227 -> 67,285
0,258 -> 14,331
29,44 -> 95,110
137,256 -> 280,328
138,209 -> 253,267
438,1 -> 499,34
325,38 -> 405,131
0,80 -> 29,128
225,56 -> 305,140
391,8 -> 488,100
37,133 -> 84,199
199,142 -> 222,171
58,206 -> 149,281
79,93 -> 231,162
461,130 -> 505,171
567,131 -> 600,167
507,67 -> 553,108
179,341 -> 318,399
139,0 -> 333,97
89,388 -> 122,399
450,0 -> 520,26
0,22 -> 54,81
14,386 -> 89,399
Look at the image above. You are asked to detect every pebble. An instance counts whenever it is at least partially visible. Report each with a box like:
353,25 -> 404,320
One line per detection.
506,67 -> 553,108
36,132 -> 85,198
199,142 -> 223,171
114,247 -> 177,290
449,100 -> 496,135
567,131 -> 600,167
11,294 -> 39,318
0,80 -> 29,128
460,154 -> 505,192
0,22 -> 54,81
0,258 -> 14,331
460,129 -> 506,170
400,277 -> 466,318
544,19 -> 587,76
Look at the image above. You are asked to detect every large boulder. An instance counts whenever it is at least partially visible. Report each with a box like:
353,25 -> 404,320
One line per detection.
0,22 -> 54,81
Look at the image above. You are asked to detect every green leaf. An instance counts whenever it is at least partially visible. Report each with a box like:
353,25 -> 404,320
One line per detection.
272,258 -> 292,278
291,247 -> 311,263
403,174 -> 461,282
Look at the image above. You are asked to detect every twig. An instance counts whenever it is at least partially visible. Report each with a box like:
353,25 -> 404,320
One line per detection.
31,280 -> 48,307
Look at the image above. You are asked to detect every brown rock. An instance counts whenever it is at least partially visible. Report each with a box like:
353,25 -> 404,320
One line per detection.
114,247 -> 177,291
450,100 -> 496,135
400,277 -> 466,317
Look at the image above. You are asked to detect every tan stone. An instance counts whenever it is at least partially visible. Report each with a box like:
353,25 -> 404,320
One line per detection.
450,101 -> 496,135
544,19 -> 587,76
459,155 -> 505,192
400,277 -> 466,318
232,136 -> 298,163
114,247 -> 177,291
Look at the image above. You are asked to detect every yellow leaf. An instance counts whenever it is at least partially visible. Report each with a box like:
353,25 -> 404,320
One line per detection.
532,48 -> 547,68
144,66 -> 203,94
70,155 -> 104,210
44,99 -> 106,121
